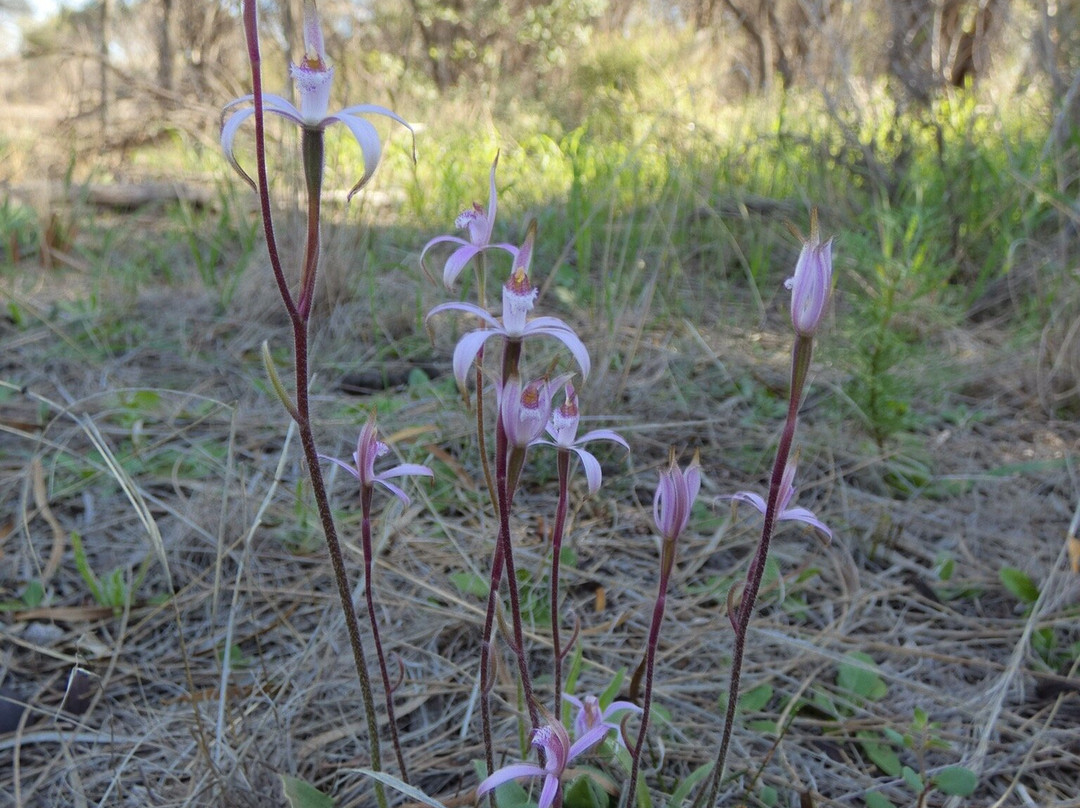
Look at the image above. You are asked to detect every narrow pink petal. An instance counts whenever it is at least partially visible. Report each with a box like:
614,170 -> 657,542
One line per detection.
476,764 -> 545,796
426,300 -> 499,328
562,693 -> 584,709
337,103 -> 414,127
780,507 -> 832,540
419,235 -> 468,273
337,103 -> 416,170
567,723 -> 613,760
441,245 -> 481,288
729,490 -> 767,515
523,323 -> 591,379
601,699 -> 642,717
577,429 -> 629,451
484,152 -> 499,244
260,93 -> 303,117
378,463 -> 434,480
220,106 -> 256,187
526,315 -> 579,330
451,329 -> 501,387
375,478 -> 411,506
686,464 -> 702,507
537,775 -> 560,808
302,0 -> 326,61
572,447 -> 603,495
318,454 -> 361,481
328,113 -> 383,200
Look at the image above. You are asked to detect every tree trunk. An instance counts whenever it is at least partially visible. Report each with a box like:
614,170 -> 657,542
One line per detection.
99,0 -> 110,134
158,0 -> 174,91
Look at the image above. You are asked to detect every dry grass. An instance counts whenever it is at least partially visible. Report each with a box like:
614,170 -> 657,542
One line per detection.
3,33 -> 1080,804
3,243 -> 1080,808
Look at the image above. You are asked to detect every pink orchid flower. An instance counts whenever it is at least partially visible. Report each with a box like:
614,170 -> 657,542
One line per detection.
476,720 -> 611,808
426,222 -> 590,386
530,382 -> 628,494
221,0 -> 412,200
318,412 -> 432,506
728,456 -> 831,541
563,692 -> 641,750
499,374 -> 573,448
419,153 -> 519,287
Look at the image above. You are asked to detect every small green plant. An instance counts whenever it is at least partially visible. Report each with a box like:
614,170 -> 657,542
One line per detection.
999,566 -> 1080,669
0,580 -> 46,612
69,530 -> 151,614
0,196 -> 39,265
862,709 -> 978,807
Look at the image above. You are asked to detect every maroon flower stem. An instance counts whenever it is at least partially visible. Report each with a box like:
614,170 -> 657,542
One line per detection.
479,536 -> 504,797
550,450 -> 571,713
241,4 -> 388,803
473,255 -> 498,514
241,0 -> 298,325
701,335 -> 813,808
493,343 -> 541,733
361,486 -> 409,781
478,338 -> 523,797
496,430 -> 542,734
625,536 -> 676,806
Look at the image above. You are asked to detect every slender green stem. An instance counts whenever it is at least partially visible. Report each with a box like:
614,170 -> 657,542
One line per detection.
297,128 -> 323,320
702,335 -> 813,808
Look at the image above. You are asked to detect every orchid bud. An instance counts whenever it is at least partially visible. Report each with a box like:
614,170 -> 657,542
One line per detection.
785,212 -> 833,337
653,451 -> 701,543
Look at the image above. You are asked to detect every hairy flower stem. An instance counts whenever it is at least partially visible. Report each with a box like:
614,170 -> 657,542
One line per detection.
702,335 -> 814,807
479,539 -> 503,799
472,255 -> 498,514
241,5 -> 389,804
241,1 -> 297,325
361,486 -> 410,781
550,450 -> 571,712
626,538 -> 676,806
497,430 -> 542,733
478,338 -> 525,792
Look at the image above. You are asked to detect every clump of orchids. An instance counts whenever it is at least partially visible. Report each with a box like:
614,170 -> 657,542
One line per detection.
221,2 -> 835,806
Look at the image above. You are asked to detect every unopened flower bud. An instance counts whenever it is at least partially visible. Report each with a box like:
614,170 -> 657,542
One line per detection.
785,212 -> 833,337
